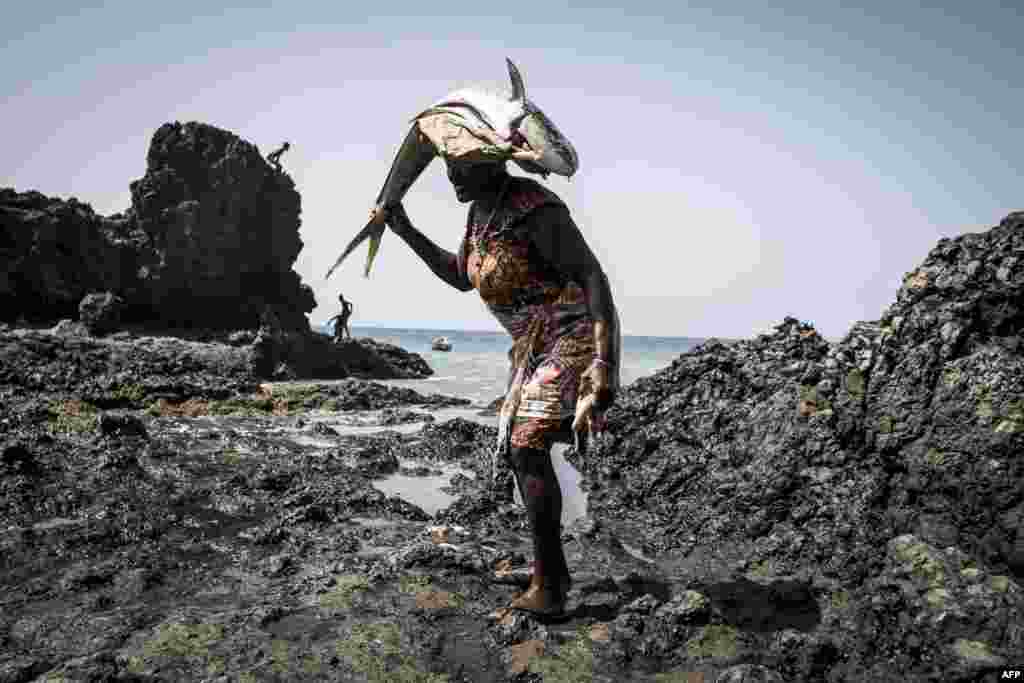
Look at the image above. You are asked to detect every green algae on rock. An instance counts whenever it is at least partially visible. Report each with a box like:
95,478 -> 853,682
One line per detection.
889,535 -> 946,588
143,622 -> 224,658
529,626 -> 595,683
685,624 -> 739,660
951,638 -> 1006,670
318,574 -> 371,609
120,620 -> 228,677
337,622 -> 450,683
46,399 -> 99,434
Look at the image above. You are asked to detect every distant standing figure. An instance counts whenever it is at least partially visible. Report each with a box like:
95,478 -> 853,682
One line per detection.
329,293 -> 354,341
267,142 -> 291,172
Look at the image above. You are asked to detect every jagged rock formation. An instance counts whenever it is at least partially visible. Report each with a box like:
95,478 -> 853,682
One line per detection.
1,121 -> 313,331
128,122 -> 314,331
571,212 -> 1024,680
0,190 -> 140,322
1,121 -> 433,380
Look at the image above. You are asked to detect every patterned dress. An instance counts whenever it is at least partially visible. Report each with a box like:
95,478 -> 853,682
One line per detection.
456,177 -> 621,467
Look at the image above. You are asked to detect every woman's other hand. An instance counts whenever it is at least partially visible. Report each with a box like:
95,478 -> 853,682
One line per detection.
573,361 -> 615,437
588,361 -> 615,411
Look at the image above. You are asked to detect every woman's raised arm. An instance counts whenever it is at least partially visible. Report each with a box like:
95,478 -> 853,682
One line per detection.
385,203 -> 473,292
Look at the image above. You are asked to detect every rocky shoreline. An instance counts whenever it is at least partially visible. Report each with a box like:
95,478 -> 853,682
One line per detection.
2,119 -> 1021,681
2,216 -> 1020,683
1,121 -> 435,384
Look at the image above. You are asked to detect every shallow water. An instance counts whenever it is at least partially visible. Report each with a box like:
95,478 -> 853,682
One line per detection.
249,386 -> 593,525
323,407 -> 591,526
373,462 -> 470,516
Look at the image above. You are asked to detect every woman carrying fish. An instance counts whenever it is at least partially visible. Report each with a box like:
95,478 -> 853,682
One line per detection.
327,60 -> 620,617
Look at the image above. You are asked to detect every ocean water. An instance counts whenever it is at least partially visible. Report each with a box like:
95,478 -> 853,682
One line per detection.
339,325 -> 703,405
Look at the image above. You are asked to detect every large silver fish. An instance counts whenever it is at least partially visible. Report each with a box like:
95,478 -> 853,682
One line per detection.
413,58 -> 579,179
324,58 -> 578,280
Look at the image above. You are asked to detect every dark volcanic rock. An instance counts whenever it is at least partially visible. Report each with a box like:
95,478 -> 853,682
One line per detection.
49,318 -> 89,338
333,338 -> 434,379
227,329 -> 255,346
77,291 -> 124,335
379,408 -> 435,426
0,189 -> 140,324
96,412 -> 148,440
1,442 -> 37,474
0,323 -> 433,395
405,418 -> 516,502
333,436 -> 401,477
2,121 -> 434,380
571,212 -> 1024,681
128,121 -> 314,331
310,422 -> 339,437
0,327 -> 256,401
262,334 -> 434,381
1,119 -> 315,332
8,129 -> 1023,682
314,378 -> 469,411
414,418 -> 497,461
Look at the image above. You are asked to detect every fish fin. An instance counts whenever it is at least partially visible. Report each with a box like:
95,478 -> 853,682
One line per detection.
506,58 -> 526,102
324,217 -> 379,280
363,225 -> 385,278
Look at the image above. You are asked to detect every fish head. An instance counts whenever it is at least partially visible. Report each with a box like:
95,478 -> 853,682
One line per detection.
513,101 -> 578,177
505,58 -> 578,176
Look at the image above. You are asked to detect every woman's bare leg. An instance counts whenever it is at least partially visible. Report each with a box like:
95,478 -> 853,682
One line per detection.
507,444 -> 569,613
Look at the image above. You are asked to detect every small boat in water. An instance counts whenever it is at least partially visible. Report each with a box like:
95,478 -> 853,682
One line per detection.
431,336 -> 453,351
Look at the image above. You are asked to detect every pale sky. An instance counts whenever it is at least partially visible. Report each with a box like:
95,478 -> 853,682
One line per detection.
4,1 -> 1021,338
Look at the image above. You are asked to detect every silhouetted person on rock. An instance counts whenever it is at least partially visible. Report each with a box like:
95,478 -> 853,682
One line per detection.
267,142 -> 290,172
329,293 -> 354,341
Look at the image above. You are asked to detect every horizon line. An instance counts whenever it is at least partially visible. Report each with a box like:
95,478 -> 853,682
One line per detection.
318,320 -> 711,340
